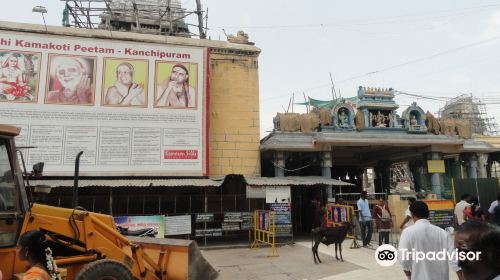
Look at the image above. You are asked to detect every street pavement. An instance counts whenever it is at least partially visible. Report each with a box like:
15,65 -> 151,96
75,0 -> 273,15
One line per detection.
301,240 -> 460,280
202,243 -> 361,280
202,239 -> 460,280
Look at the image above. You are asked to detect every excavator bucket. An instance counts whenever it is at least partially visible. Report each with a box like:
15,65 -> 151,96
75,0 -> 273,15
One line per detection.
128,236 -> 218,280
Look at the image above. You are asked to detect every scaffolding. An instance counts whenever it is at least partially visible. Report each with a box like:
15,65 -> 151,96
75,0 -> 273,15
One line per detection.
439,94 -> 500,136
61,0 -> 207,38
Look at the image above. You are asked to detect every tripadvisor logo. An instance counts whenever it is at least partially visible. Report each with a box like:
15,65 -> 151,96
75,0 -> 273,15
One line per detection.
375,244 -> 398,267
374,244 -> 482,267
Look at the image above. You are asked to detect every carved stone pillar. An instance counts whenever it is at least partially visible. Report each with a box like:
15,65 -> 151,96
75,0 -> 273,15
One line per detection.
321,151 -> 333,198
477,153 -> 489,179
427,152 -> 442,199
450,156 -> 462,180
465,153 -> 478,179
363,109 -> 369,127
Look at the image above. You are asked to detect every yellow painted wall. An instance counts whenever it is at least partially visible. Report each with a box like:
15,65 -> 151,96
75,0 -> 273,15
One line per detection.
209,48 -> 260,177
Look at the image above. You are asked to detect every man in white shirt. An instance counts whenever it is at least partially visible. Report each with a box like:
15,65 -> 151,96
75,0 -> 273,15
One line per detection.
455,193 -> 471,227
488,193 -> 500,215
454,221 -> 500,280
357,190 -> 373,247
399,197 -> 416,230
399,201 -> 456,280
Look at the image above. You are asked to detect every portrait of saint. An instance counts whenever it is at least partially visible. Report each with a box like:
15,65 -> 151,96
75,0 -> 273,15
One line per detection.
45,55 -> 95,105
102,59 -> 148,107
0,51 -> 41,102
155,62 -> 197,109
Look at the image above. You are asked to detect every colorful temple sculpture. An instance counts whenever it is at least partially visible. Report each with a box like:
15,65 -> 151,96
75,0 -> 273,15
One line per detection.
356,86 -> 399,129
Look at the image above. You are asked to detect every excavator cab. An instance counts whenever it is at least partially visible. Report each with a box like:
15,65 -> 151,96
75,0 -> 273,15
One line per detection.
0,125 -> 28,250
0,124 -> 217,280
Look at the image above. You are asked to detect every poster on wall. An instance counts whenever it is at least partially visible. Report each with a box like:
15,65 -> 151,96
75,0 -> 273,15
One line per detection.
164,215 -> 192,236
114,215 -> 165,238
0,31 -> 208,176
0,50 -> 41,103
266,186 -> 291,204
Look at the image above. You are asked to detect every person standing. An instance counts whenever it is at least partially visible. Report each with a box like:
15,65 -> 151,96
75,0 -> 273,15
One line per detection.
399,201 -> 456,280
493,196 -> 500,227
455,193 -> 471,227
399,197 -> 416,230
357,190 -> 373,247
463,196 -> 486,222
488,193 -> 500,217
373,198 -> 393,245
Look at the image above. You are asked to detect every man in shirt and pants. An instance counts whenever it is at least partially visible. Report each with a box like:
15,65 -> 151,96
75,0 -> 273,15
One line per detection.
455,193 -> 471,227
399,201 -> 457,280
400,197 -> 416,230
357,191 -> 372,247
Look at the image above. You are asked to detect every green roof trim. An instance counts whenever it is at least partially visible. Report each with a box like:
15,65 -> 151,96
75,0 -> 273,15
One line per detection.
297,96 -> 358,109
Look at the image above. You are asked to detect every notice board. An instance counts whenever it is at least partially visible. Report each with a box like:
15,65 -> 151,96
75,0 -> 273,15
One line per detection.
424,200 -> 455,229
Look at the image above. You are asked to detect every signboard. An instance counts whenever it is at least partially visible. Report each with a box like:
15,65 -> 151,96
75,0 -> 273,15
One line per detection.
224,212 -> 243,222
241,212 -> 253,230
222,212 -> 242,231
221,222 -> 240,231
427,160 -> 445,173
270,203 -> 292,237
164,215 -> 192,236
275,224 -> 293,237
266,186 -> 291,204
428,209 -> 454,229
114,215 -> 165,238
0,31 -> 208,176
424,200 -> 455,229
195,228 -> 222,237
246,185 -> 266,199
270,203 -> 290,212
195,213 -> 214,223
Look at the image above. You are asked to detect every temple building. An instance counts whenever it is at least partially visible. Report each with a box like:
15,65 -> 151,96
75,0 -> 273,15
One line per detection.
261,86 -> 500,204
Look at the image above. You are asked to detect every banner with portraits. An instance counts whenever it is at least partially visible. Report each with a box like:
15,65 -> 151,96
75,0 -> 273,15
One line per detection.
0,31 -> 207,176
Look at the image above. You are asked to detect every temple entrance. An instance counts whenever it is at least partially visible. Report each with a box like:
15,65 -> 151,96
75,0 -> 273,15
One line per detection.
291,186 -> 324,235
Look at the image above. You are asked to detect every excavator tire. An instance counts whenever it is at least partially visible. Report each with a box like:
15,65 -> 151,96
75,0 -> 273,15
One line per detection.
75,259 -> 134,280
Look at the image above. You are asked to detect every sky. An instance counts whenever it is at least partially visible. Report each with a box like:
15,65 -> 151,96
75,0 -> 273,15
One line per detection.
2,0 -> 500,138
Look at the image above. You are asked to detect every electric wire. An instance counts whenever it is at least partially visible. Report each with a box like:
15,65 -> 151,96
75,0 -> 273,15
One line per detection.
262,35 -> 500,102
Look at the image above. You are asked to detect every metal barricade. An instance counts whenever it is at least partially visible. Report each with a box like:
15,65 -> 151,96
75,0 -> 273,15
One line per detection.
325,203 -> 362,248
250,210 -> 278,256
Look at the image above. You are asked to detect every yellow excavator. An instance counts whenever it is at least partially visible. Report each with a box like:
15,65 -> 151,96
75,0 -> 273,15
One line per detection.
0,124 -> 218,279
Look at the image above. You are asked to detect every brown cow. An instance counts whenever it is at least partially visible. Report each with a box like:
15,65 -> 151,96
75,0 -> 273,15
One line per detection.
311,222 -> 351,264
